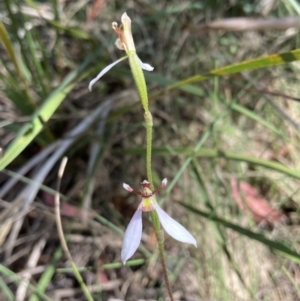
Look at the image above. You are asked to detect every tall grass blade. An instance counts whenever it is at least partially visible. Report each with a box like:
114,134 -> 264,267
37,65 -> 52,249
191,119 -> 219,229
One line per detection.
114,147 -> 300,179
0,81 -> 75,170
0,21 -> 24,80
167,48 -> 300,89
179,203 -> 300,264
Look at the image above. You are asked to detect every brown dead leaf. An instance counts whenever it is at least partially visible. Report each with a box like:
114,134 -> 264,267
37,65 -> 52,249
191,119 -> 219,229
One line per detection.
231,179 -> 283,225
189,17 -> 300,32
42,192 -> 90,219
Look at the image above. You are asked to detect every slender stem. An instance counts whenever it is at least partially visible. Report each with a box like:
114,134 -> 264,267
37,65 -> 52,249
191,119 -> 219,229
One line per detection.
145,110 -> 174,301
157,234 -> 174,301
144,111 -> 153,186
150,210 -> 174,301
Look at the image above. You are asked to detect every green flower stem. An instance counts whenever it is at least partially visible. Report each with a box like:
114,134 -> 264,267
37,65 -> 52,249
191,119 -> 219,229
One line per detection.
144,111 -> 153,187
128,52 -> 149,112
145,111 -> 174,301
128,50 -> 174,300
150,210 -> 174,301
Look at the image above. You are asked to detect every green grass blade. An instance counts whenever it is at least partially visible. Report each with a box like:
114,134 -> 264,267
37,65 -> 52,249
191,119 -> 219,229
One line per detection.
48,20 -> 91,40
56,259 -> 146,273
0,20 -> 36,114
28,247 -> 63,301
23,27 -> 49,96
229,102 -> 283,136
0,21 -> 24,80
0,81 -> 75,170
179,203 -> 300,264
287,0 -> 300,15
0,276 -> 14,301
113,147 -> 300,179
166,48 -> 300,90
0,264 -> 53,301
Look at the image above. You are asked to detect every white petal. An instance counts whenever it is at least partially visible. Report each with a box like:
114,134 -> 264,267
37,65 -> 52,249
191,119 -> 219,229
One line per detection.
138,57 -> 154,71
121,12 -> 131,24
155,204 -> 197,247
123,183 -> 133,192
121,207 -> 143,264
89,56 -> 128,91
162,178 -> 167,186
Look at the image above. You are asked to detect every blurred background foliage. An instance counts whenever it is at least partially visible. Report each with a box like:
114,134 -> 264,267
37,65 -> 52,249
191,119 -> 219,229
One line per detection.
1,0 -> 300,300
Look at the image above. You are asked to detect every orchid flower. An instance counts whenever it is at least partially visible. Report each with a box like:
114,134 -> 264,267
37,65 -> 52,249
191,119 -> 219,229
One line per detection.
89,12 -> 154,92
121,179 -> 197,264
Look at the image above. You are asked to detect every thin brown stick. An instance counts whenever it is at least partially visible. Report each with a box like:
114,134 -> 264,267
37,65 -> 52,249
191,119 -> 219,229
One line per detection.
54,157 -> 94,301
54,157 -> 70,258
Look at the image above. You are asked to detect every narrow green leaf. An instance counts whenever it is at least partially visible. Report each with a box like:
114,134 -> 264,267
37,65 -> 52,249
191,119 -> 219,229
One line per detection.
0,21 -> 23,79
0,276 -> 14,301
167,49 -> 300,90
56,259 -> 145,272
179,203 -> 300,264
29,247 -> 63,301
112,147 -> 300,179
0,81 -> 75,170
48,20 -> 91,40
0,20 -> 36,114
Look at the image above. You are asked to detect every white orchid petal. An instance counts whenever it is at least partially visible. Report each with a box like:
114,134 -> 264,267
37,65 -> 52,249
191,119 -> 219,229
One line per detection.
89,56 -> 128,91
123,183 -> 133,192
121,12 -> 131,24
155,204 -> 197,247
138,57 -> 154,71
121,207 -> 143,264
